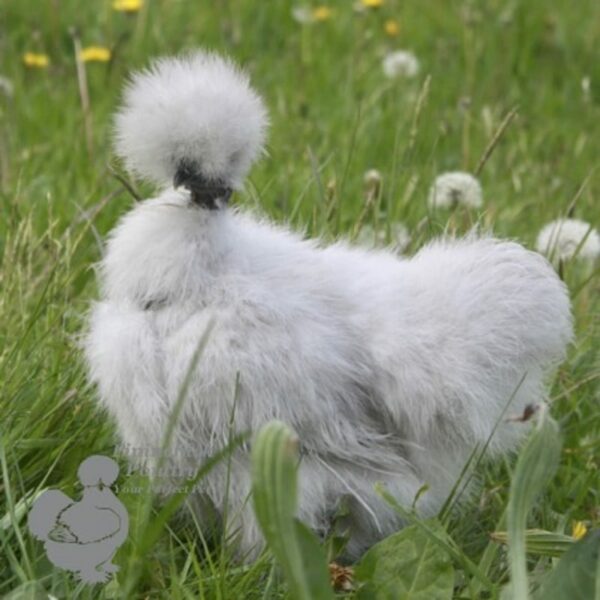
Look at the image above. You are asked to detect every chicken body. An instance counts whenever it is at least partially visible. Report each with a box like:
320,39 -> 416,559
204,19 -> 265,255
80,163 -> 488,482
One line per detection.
86,189 -> 572,558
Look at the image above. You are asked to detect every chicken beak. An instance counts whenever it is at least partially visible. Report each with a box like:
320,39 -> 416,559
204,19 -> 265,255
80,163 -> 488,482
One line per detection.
173,168 -> 189,190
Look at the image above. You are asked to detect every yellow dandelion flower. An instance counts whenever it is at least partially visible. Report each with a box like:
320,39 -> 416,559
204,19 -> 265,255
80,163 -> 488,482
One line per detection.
571,521 -> 587,541
80,46 -> 112,63
384,19 -> 400,37
312,6 -> 333,21
361,0 -> 383,8
112,0 -> 143,13
23,52 -> 50,68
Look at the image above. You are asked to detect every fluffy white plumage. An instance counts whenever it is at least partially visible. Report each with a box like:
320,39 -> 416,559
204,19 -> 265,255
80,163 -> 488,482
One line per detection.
356,222 -> 412,254
428,171 -> 483,209
114,52 -> 268,189
536,218 -> 600,263
86,51 -> 573,560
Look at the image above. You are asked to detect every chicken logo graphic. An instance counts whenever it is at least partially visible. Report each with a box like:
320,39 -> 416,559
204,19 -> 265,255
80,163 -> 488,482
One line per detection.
28,455 -> 129,583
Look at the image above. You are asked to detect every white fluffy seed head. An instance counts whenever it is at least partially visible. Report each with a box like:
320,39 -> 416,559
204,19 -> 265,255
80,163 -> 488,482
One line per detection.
428,171 -> 483,209
0,75 -> 13,98
363,169 -> 383,187
536,218 -> 600,262
114,51 -> 268,189
382,50 -> 420,79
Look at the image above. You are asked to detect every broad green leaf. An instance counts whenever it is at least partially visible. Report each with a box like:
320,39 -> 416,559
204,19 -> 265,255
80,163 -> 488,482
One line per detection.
294,520 -> 334,591
355,521 -> 454,599
534,530 -> 600,600
251,420 -> 334,600
506,407 -> 562,599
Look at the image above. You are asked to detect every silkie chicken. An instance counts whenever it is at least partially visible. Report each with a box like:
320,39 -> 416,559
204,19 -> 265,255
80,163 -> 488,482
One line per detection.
85,51 -> 573,560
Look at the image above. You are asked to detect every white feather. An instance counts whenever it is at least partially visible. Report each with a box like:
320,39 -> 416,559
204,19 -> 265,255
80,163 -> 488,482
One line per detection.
86,51 -> 573,561
114,51 -> 268,188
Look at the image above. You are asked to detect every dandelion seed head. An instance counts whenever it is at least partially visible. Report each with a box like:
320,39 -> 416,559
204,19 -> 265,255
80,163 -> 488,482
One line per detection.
292,6 -> 313,24
0,76 -> 13,97
428,172 -> 483,209
363,169 -> 382,187
382,50 -> 419,79
581,76 -> 591,102
536,218 -> 600,262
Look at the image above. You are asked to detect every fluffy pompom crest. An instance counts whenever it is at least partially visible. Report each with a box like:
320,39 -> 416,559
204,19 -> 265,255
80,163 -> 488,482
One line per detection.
114,51 -> 268,189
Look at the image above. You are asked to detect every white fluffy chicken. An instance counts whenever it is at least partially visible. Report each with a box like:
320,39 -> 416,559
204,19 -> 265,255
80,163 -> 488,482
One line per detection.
86,51 -> 573,560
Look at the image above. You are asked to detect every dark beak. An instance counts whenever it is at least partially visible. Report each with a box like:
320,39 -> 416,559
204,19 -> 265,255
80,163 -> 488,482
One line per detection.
173,165 -> 232,210
173,168 -> 189,189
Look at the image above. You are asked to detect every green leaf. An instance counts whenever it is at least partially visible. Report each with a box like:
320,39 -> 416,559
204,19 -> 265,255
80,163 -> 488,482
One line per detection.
355,521 -> 454,599
506,407 -> 562,599
3,581 -> 48,600
534,530 -> 600,600
294,520 -> 334,591
251,420 -> 334,600
491,529 -> 574,558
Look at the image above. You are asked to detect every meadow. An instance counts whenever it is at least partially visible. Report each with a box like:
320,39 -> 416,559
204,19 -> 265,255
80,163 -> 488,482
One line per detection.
1,0 -> 599,598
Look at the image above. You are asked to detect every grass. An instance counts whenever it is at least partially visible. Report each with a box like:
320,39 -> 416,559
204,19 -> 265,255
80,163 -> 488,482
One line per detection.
1,0 -> 599,597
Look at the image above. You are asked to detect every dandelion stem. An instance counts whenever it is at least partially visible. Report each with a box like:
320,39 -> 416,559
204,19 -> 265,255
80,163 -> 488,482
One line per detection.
475,106 -> 518,176
565,172 -> 593,218
407,75 -> 431,157
70,27 -> 94,156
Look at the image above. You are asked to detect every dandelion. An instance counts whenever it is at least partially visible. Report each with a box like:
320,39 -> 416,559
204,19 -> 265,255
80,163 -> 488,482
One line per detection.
571,521 -> 588,541
363,168 -> 382,188
361,0 -> 384,8
292,6 -> 313,24
312,6 -> 333,21
581,76 -> 591,102
0,75 -> 14,97
428,172 -> 483,209
80,46 -> 111,63
536,218 -> 600,262
363,169 -> 382,202
22,52 -> 50,69
112,0 -> 143,13
382,50 -> 419,79
384,19 -> 400,37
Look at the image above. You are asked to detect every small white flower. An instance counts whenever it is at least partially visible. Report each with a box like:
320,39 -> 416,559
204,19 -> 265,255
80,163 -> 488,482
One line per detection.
536,218 -> 600,262
428,172 -> 483,209
382,51 -> 419,79
0,75 -> 13,97
292,6 -> 313,24
356,222 -> 411,254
